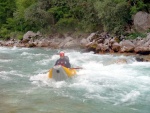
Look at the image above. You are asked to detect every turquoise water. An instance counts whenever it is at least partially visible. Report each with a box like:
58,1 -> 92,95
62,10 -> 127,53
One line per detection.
0,47 -> 150,113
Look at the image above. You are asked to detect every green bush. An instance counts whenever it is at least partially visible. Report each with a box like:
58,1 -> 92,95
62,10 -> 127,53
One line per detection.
126,32 -> 147,39
0,27 -> 10,40
94,0 -> 130,35
9,31 -> 23,40
55,18 -> 78,31
1,0 -> 150,38
130,0 -> 149,14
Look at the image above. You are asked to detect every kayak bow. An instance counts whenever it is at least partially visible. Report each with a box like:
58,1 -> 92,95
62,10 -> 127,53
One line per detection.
48,65 -> 76,81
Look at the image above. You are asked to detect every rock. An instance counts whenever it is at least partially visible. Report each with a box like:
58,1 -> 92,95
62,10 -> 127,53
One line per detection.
134,46 -> 150,54
27,43 -> 36,47
101,44 -> 109,53
5,41 -> 14,47
23,31 -> 37,42
135,57 -> 144,62
134,35 -> 150,54
146,33 -> 150,40
109,38 -> 116,45
104,39 -> 110,45
63,40 -> 79,48
135,54 -> 150,62
112,42 -> 120,52
59,37 -> 73,48
133,11 -> 150,32
37,39 -> 51,47
135,40 -> 145,46
80,38 -> 89,47
120,40 -> 135,52
143,39 -> 150,47
115,59 -> 127,64
87,33 -> 96,42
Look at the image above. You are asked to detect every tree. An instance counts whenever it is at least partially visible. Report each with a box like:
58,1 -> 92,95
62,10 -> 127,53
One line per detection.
0,0 -> 16,26
127,0 -> 150,14
94,0 -> 130,34
25,3 -> 54,30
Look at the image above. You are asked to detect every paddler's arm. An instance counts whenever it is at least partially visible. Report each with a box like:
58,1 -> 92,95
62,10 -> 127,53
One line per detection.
54,59 -> 59,66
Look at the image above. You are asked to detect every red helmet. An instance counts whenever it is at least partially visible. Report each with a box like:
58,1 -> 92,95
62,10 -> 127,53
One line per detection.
59,51 -> 65,57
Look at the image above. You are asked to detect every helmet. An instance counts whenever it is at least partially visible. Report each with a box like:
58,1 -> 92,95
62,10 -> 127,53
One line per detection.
59,51 -> 65,57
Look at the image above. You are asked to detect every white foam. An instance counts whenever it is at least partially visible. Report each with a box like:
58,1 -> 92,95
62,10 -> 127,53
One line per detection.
30,73 -> 48,81
30,72 -> 68,88
20,50 -> 150,105
35,59 -> 51,65
21,52 -> 45,57
51,54 -> 59,60
0,59 -> 12,62
121,90 -> 140,104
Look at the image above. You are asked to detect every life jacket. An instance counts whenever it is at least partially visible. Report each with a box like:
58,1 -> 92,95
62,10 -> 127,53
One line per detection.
55,56 -> 71,68
56,59 -> 67,67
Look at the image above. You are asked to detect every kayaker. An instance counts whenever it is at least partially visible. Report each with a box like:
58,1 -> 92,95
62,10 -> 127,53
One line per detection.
55,51 -> 71,68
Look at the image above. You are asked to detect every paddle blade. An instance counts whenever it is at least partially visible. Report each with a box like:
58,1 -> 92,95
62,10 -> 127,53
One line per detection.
71,67 -> 83,69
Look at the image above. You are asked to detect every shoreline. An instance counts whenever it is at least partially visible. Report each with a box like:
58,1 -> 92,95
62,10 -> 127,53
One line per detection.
0,31 -> 150,62
0,44 -> 150,62
96,52 -> 150,62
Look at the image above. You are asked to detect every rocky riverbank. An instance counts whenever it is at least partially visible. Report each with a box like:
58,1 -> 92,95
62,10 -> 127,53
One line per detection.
80,32 -> 150,62
0,31 -> 150,62
0,31 -> 84,49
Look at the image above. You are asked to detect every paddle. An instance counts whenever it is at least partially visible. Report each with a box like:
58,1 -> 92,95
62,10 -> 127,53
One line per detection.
71,67 -> 83,69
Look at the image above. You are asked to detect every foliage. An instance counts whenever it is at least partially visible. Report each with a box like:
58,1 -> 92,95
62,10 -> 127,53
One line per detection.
0,27 -> 11,40
129,0 -> 150,14
55,18 -> 78,31
25,4 -> 52,29
94,0 -> 130,34
0,0 -> 16,26
0,0 -> 150,39
126,32 -> 147,39
9,31 -> 23,40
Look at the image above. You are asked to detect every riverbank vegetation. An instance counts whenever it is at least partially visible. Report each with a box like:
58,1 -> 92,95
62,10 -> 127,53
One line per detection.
0,0 -> 150,40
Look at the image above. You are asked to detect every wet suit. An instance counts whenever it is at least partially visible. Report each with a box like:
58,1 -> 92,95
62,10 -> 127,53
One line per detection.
55,56 -> 71,68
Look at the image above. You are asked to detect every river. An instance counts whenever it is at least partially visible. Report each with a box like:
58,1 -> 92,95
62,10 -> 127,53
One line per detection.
0,47 -> 150,113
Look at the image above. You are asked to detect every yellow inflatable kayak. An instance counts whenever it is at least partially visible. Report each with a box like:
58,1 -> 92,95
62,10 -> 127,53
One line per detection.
48,65 -> 76,81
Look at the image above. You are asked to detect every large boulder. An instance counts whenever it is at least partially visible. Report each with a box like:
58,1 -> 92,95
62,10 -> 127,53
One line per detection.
134,46 -> 150,54
80,38 -> 89,47
120,40 -> 135,52
133,11 -> 150,32
23,31 -> 36,40
59,37 -> 73,48
59,37 -> 80,49
134,34 -> 150,54
37,39 -> 51,47
134,41 -> 150,54
87,33 -> 96,42
63,40 -> 79,48
22,31 -> 41,43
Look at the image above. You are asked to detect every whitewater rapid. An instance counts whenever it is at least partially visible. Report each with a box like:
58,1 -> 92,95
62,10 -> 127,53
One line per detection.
0,47 -> 150,113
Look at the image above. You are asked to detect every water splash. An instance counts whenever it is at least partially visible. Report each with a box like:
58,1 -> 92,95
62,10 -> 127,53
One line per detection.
1,47 -> 150,113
